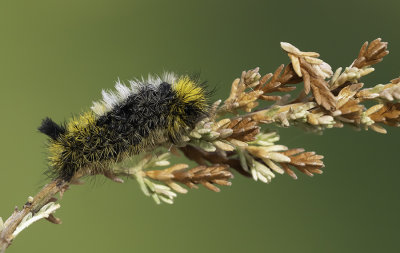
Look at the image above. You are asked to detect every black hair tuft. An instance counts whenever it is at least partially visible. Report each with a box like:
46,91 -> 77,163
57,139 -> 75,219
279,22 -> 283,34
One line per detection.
38,117 -> 66,140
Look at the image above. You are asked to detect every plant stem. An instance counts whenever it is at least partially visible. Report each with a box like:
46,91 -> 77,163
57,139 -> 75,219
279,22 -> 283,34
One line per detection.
0,179 -> 68,253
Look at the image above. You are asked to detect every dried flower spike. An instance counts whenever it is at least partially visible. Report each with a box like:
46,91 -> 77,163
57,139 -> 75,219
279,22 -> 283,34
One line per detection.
1,38 -> 399,252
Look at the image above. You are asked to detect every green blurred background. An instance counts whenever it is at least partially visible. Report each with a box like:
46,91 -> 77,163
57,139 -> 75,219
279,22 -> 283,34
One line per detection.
1,0 -> 399,252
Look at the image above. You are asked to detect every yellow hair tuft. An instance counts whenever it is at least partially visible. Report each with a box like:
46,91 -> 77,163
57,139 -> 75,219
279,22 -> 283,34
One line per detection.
173,76 -> 206,109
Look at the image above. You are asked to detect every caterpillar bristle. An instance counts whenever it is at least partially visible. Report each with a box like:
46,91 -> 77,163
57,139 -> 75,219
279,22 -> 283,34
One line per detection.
40,73 -> 208,182
38,117 -> 66,140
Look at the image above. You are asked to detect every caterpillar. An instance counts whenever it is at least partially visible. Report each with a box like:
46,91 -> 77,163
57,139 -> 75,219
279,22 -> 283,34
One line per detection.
38,73 -> 208,182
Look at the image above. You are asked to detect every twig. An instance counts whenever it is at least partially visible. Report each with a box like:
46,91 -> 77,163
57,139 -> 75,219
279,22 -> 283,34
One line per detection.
0,180 -> 68,252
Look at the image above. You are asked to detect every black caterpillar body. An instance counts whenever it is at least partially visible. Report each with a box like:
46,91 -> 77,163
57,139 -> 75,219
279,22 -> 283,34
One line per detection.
39,73 -> 207,181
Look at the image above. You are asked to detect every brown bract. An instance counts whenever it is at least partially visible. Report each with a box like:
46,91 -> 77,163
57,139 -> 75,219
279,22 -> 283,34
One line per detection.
223,68 -> 263,112
331,38 -> 389,95
256,64 -> 301,101
226,117 -> 260,143
279,149 -> 324,180
369,103 -> 400,129
300,58 -> 336,111
280,42 -> 336,111
334,83 -> 365,127
352,38 -> 389,69
179,145 -> 250,177
146,164 -> 233,193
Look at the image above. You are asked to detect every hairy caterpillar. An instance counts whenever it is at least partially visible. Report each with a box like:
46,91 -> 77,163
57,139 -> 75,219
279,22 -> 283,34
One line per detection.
38,73 -> 208,181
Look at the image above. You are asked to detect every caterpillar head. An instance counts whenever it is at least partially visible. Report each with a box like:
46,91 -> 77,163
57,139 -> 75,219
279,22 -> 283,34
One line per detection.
168,76 -> 208,136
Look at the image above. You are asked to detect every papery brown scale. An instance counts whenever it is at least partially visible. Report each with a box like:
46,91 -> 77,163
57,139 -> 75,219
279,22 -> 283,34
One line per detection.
369,103 -> 400,125
339,99 -> 364,115
307,168 -> 324,174
367,39 -> 385,55
375,50 -> 389,60
235,117 -> 252,128
260,95 -> 281,101
229,127 -> 260,142
243,128 -> 261,142
231,124 -> 259,135
358,41 -> 368,58
384,120 -> 400,127
281,148 -> 305,156
227,117 -> 242,129
201,182 -> 220,192
391,77 -> 400,84
370,124 -> 387,134
299,59 -> 318,77
276,86 -> 296,92
352,58 -> 365,69
240,119 -> 258,129
353,38 -> 388,68
279,149 -> 325,179
366,59 -> 383,66
271,64 -> 285,84
280,64 -> 298,83
302,69 -> 311,94
261,64 -> 300,95
298,167 -> 313,177
280,163 -> 298,180
315,79 -> 336,111
263,81 -> 282,93
184,181 -> 197,189
256,73 -> 273,90
212,179 -> 232,186
311,82 -> 322,105
369,44 -> 387,58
